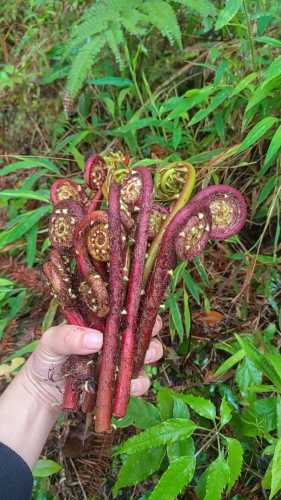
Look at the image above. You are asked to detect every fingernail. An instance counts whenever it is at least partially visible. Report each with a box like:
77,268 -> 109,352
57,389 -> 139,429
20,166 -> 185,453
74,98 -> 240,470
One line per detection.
83,331 -> 103,351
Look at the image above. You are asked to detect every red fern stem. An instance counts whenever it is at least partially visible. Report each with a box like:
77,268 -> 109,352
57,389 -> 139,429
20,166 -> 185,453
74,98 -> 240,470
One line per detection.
95,181 -> 124,433
113,167 -> 153,418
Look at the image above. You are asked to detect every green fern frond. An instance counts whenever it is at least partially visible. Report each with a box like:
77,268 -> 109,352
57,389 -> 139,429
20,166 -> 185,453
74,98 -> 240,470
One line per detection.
141,0 -> 182,47
174,0 -> 217,18
66,37 -> 106,98
64,0 -> 200,99
105,23 -> 124,69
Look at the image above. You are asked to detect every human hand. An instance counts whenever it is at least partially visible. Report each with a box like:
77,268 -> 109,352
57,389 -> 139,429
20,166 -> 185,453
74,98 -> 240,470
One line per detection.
21,316 -> 163,411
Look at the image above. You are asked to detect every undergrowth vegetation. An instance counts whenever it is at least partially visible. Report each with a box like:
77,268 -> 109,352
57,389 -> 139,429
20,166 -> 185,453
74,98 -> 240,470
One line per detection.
1,0 -> 281,498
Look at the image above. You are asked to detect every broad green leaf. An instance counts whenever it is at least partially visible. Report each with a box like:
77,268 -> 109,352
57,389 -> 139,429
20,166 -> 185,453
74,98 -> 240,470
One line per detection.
257,176 -> 277,206
213,349 -> 245,378
236,335 -> 281,390
168,87 -> 215,119
266,354 -> 281,385
33,459 -> 62,478
0,189 -> 50,203
265,55 -> 281,82
113,447 -> 165,497
0,206 -> 51,250
260,125 -> 281,177
176,394 -> 216,421
173,398 -> 189,419
117,419 -> 196,456
127,397 -> 160,429
114,397 -> 160,429
157,387 -> 174,420
0,278 -> 14,287
215,0 -> 242,30
235,357 -> 262,398
0,158 -> 59,176
149,455 -> 196,500
226,438 -> 243,493
270,438 -> 281,499
220,397 -> 232,427
231,72 -> 257,96
189,89 -> 229,126
236,398 -> 277,437
167,436 -> 194,462
236,117 -> 278,154
204,456 -> 230,500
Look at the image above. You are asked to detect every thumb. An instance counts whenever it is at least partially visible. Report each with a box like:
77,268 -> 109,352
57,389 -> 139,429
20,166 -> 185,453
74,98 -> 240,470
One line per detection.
41,324 -> 103,357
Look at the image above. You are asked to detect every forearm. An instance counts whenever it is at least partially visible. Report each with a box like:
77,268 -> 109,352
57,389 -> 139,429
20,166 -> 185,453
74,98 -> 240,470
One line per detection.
0,367 -> 60,469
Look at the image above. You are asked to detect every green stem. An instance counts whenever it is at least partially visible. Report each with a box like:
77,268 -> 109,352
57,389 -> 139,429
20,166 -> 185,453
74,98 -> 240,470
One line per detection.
242,0 -> 257,72
143,162 -> 196,285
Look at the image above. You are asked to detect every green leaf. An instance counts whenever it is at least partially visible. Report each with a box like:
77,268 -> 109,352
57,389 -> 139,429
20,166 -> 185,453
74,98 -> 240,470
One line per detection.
167,436 -> 194,462
256,36 -> 281,48
89,76 -> 132,87
236,117 -> 278,154
113,117 -> 163,134
0,189 -> 50,203
189,89 -> 230,126
277,396 -> 281,439
157,387 -> 174,420
26,224 -> 38,268
0,206 -> 52,250
220,397 -> 232,427
215,0 -> 242,30
259,125 -> 281,176
235,357 -> 262,398
168,294 -> 184,341
236,335 -> 281,390
41,298 -> 59,332
266,354 -> 281,385
213,349 -> 245,378
204,456 -> 230,500
183,290 -> 191,339
182,270 -> 202,305
33,459 -> 62,478
226,438 -> 243,493
4,340 -> 39,362
113,396 -> 160,429
270,438 -> 281,499
116,419 -> 196,456
149,455 -> 196,500
231,72 -> 257,96
257,176 -> 277,206
113,447 -> 165,497
176,394 -> 216,421
0,158 -> 59,176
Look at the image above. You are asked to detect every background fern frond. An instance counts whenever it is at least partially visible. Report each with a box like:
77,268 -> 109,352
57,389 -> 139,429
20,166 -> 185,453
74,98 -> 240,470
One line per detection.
66,37 -> 106,98
141,0 -> 182,48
